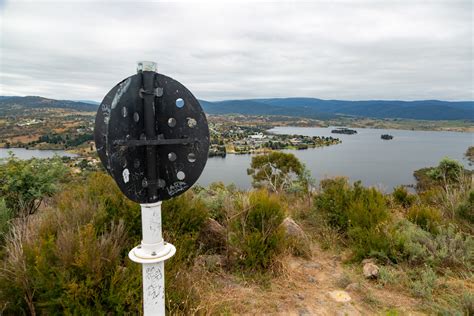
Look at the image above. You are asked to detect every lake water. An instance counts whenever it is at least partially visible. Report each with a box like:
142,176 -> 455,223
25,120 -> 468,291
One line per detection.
0,148 -> 77,160
1,128 -> 472,192
198,127 -> 473,192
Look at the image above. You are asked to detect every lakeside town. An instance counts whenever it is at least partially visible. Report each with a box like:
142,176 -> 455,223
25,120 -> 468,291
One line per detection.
0,109 -> 342,156
208,120 -> 341,157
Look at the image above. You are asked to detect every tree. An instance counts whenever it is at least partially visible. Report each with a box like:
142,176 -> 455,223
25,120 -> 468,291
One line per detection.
0,153 -> 67,218
247,152 -> 307,192
427,157 -> 464,185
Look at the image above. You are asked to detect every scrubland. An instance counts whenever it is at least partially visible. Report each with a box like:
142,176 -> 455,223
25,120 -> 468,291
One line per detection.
0,153 -> 472,315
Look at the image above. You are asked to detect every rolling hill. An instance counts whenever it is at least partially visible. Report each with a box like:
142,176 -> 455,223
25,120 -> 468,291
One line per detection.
200,98 -> 474,121
0,96 -> 97,115
0,96 -> 472,121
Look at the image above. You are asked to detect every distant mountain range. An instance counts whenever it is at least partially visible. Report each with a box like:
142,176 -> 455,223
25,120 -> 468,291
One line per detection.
0,96 -> 97,112
0,95 -> 472,121
199,98 -> 474,121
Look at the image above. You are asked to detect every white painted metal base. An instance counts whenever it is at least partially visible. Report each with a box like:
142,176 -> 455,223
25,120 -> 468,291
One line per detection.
128,201 -> 175,316
128,243 -> 176,264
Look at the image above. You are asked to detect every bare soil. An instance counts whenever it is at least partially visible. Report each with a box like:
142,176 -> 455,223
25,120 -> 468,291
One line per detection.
197,244 -> 424,315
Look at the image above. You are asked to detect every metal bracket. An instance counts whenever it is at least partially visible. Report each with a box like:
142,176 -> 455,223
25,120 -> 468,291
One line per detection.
139,87 -> 164,98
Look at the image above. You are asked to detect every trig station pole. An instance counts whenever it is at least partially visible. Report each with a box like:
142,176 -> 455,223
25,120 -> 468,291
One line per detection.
129,202 -> 176,315
128,61 -> 176,316
95,59 -> 209,314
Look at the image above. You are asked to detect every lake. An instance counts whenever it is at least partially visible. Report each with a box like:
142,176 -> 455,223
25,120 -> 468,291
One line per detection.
1,127 -> 472,192
0,148 -> 77,160
198,127 -> 473,192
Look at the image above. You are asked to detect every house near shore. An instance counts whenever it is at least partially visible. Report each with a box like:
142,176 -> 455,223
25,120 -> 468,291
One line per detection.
250,132 -> 265,139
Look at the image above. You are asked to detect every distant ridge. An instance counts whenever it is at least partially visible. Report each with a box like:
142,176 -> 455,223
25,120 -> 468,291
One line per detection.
0,95 -> 472,121
0,96 -> 97,112
199,98 -> 474,121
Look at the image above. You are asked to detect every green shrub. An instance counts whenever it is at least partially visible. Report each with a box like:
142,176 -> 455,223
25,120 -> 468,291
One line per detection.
313,178 -> 391,260
461,292 -> 474,315
314,177 -> 352,230
230,190 -> 286,271
378,266 -> 400,287
161,191 -> 209,312
57,172 -> 141,242
0,154 -> 67,218
456,190 -> 474,223
392,185 -> 416,208
418,187 -> 443,205
163,191 -> 208,237
0,172 -> 143,315
162,191 -> 208,268
347,185 -> 391,260
407,204 -> 441,233
391,220 -> 473,270
196,182 -> 235,224
0,172 -> 210,315
409,267 -> 437,299
0,198 -> 13,243
390,220 -> 432,264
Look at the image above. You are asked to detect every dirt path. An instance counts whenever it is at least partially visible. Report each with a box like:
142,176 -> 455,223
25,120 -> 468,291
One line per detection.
199,244 -> 424,315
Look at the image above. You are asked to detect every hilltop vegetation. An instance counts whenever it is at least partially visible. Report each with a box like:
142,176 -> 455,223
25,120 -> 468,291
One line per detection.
0,154 -> 472,314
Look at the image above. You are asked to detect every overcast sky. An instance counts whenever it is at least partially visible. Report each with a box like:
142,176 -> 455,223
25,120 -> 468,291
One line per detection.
0,0 -> 472,101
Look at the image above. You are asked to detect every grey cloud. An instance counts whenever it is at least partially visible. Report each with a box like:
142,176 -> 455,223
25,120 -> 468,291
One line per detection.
0,1 -> 472,102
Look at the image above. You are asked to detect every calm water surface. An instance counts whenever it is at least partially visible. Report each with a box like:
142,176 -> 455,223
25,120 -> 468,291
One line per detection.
198,127 -> 473,192
0,148 -> 77,160
1,128 -> 472,192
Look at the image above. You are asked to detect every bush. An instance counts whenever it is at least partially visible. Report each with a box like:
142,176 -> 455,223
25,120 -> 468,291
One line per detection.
456,190 -> 474,223
160,191 -> 209,312
314,177 -> 352,230
162,191 -> 208,266
391,220 -> 473,270
407,204 -> 441,233
0,198 -> 13,243
392,185 -> 416,208
0,154 -> 67,218
313,178 -> 391,260
409,267 -> 437,299
0,172 -> 213,315
346,185 -> 391,260
230,190 -> 286,271
418,187 -> 443,205
195,182 -> 235,224
0,172 -> 143,315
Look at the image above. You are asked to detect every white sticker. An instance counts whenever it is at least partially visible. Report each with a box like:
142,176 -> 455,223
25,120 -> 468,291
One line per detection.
122,168 -> 130,183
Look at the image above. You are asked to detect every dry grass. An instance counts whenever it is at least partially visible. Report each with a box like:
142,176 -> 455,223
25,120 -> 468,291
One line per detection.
182,244 -> 424,315
9,134 -> 40,143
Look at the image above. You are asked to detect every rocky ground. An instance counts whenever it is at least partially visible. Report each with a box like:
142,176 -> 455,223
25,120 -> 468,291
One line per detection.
190,242 -> 423,315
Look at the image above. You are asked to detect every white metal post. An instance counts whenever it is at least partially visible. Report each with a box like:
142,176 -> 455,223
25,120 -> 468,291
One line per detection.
128,60 -> 176,316
129,202 -> 176,315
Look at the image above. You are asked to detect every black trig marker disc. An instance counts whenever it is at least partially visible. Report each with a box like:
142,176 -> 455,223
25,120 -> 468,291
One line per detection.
94,71 -> 210,203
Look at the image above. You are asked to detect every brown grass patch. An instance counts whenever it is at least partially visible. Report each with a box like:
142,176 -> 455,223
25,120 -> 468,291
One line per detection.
10,134 -> 40,143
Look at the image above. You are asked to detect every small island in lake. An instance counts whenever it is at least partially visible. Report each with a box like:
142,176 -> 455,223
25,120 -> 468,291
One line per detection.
331,127 -> 357,135
381,134 -> 394,140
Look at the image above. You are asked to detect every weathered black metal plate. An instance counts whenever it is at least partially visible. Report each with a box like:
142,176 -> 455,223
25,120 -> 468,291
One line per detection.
94,72 -> 209,203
